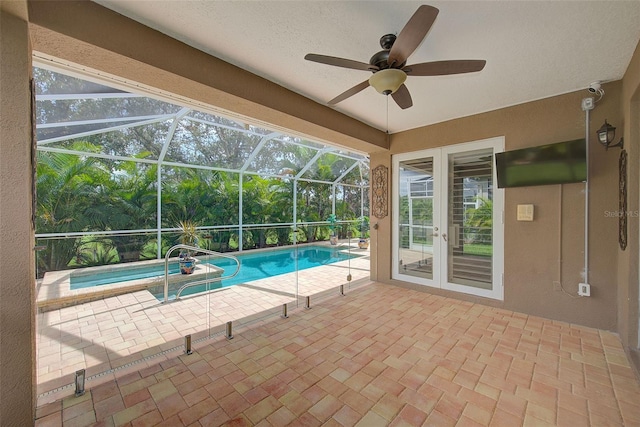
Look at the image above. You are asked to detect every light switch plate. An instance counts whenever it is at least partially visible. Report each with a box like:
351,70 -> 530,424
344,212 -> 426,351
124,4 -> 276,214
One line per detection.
517,204 -> 534,221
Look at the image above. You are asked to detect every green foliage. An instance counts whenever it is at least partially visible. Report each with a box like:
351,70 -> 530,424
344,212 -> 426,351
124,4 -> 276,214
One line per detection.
326,214 -> 338,235
35,144 -> 107,275
463,244 -> 493,257
94,159 -> 158,262
36,148 -> 368,272
358,216 -> 370,238
242,176 -> 275,249
177,220 -> 200,247
76,239 -> 119,267
33,68 -> 369,272
464,197 -> 493,245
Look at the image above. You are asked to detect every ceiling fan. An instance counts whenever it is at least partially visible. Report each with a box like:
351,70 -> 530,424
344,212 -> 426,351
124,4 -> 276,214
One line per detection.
304,5 -> 486,109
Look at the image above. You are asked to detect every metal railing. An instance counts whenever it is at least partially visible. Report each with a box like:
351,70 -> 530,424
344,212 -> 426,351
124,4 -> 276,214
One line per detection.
163,244 -> 241,303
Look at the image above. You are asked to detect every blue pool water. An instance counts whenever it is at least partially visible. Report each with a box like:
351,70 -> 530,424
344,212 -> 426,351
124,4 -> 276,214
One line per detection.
70,246 -> 358,298
71,264 -> 185,288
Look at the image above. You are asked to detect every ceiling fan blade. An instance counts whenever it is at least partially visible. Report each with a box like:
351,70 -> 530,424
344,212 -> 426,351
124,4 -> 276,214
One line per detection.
391,84 -> 413,109
404,60 -> 486,76
305,54 -> 378,72
328,80 -> 370,105
388,5 -> 439,67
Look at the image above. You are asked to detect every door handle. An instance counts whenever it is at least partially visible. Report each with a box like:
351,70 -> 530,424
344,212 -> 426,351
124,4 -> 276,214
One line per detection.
442,233 -> 448,242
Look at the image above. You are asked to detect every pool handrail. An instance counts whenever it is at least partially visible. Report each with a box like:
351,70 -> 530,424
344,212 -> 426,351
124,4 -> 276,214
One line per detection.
163,244 -> 241,303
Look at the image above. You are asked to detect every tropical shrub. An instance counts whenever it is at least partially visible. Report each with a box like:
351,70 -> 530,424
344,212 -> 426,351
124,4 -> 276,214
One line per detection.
464,197 -> 493,245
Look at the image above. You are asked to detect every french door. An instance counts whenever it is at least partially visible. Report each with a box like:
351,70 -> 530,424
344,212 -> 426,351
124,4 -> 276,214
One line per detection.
392,137 -> 504,300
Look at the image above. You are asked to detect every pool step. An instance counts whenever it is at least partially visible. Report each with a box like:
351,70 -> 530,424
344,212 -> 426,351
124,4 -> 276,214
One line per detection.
37,261 -> 223,312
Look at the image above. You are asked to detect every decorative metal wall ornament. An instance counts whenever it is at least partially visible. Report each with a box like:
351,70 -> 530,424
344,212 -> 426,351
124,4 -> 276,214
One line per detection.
619,149 -> 627,250
371,165 -> 389,219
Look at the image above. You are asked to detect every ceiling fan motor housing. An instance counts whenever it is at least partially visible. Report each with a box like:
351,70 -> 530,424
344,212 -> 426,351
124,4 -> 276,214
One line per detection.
370,50 -> 406,70
370,34 -> 406,69
379,34 -> 396,49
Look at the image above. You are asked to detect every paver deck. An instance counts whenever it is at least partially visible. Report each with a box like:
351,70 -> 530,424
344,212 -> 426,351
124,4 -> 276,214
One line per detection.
36,242 -> 370,405
35,282 -> 640,426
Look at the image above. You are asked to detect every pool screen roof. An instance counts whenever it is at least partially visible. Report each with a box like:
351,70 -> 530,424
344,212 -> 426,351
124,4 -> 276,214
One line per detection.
34,66 -> 369,187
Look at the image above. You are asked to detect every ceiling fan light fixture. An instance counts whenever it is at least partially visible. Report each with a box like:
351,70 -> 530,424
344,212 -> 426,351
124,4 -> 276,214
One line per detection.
369,69 -> 407,95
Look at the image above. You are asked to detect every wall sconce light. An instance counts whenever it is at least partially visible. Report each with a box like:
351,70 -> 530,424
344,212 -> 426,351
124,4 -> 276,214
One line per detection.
597,119 -> 623,150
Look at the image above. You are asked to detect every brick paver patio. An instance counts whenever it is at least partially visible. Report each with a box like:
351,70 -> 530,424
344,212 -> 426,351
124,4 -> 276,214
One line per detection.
36,242 -> 370,406
35,281 -> 640,426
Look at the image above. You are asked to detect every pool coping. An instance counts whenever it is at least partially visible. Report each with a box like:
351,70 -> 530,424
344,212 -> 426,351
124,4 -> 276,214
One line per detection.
37,258 -> 222,311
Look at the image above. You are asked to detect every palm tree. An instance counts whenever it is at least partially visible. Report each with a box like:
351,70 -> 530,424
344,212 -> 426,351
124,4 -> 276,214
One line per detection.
242,175 -> 272,249
268,177 -> 294,246
95,160 -> 158,262
35,145 -> 107,275
163,168 -> 239,252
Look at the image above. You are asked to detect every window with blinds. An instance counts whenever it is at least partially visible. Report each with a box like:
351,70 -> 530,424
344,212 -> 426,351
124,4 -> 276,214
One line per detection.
447,149 -> 494,289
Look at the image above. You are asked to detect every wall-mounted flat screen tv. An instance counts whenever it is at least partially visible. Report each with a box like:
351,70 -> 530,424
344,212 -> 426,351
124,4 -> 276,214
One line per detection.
495,138 -> 586,188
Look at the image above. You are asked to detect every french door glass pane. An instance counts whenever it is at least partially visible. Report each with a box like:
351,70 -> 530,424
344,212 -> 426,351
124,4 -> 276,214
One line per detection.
398,157 -> 434,280
447,149 -> 493,289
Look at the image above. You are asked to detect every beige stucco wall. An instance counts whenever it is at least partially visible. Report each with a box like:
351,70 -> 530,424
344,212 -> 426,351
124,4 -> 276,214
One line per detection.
618,41 -> 640,352
0,6 -> 36,427
371,84 -> 623,330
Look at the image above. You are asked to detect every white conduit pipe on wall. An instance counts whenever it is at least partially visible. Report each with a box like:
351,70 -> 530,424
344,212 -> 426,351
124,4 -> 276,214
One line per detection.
584,107 -> 590,285
558,185 -> 563,283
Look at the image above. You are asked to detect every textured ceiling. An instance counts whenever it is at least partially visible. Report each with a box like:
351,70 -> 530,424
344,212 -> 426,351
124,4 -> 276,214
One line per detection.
95,1 -> 640,134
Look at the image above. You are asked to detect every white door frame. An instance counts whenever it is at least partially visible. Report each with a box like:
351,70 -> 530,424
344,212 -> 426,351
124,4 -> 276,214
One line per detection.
393,149 -> 442,287
392,137 -> 505,300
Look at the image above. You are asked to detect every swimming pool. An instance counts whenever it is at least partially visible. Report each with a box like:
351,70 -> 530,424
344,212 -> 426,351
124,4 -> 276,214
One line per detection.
70,245 -> 359,299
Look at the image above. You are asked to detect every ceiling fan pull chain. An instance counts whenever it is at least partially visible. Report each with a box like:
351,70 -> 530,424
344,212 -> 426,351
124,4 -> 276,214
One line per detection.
386,95 -> 389,134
